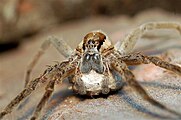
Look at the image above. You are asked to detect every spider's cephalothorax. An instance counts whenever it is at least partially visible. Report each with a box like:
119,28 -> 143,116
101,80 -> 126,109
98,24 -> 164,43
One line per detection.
1,22 -> 181,120
81,32 -> 106,74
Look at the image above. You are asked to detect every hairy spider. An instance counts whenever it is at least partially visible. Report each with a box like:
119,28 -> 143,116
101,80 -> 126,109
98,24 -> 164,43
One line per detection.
1,22 -> 181,120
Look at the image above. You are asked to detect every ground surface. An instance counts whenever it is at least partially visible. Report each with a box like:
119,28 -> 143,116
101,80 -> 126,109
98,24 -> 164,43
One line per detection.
1,9 -> 181,120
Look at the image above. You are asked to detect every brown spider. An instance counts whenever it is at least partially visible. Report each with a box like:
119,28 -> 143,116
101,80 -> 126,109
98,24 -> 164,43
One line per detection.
1,22 -> 181,120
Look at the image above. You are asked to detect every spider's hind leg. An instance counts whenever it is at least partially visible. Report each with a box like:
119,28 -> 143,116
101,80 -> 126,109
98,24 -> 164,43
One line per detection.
25,36 -> 73,87
120,52 -> 181,76
117,22 -> 181,54
110,58 -> 181,117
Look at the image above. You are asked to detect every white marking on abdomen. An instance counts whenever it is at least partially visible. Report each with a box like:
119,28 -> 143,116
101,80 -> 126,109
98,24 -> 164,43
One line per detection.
81,70 -> 104,91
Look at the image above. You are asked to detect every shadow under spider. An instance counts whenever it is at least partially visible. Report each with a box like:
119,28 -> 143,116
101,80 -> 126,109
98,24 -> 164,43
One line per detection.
17,80 -> 181,120
119,90 -> 174,120
140,81 -> 181,91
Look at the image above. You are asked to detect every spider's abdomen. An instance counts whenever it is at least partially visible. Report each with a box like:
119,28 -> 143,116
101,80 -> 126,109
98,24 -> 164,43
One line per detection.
72,70 -> 124,96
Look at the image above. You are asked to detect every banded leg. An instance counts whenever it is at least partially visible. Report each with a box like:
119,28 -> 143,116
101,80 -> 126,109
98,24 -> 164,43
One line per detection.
25,36 -> 73,87
0,56 -> 78,119
30,58 -> 78,119
117,22 -> 181,54
30,79 -> 56,120
110,58 -> 181,117
120,52 -> 181,76
101,62 -> 110,94
0,77 -> 41,119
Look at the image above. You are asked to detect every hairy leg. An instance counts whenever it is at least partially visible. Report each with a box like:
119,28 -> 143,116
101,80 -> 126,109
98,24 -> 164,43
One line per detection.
30,79 -> 56,120
117,22 -> 181,54
101,62 -> 110,94
25,36 -> 73,87
120,52 -> 181,76
0,77 -> 41,119
0,56 -> 78,119
110,58 -> 181,117
30,58 -> 78,120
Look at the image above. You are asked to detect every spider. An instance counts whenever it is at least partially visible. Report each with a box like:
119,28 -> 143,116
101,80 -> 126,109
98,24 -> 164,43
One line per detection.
1,22 -> 181,120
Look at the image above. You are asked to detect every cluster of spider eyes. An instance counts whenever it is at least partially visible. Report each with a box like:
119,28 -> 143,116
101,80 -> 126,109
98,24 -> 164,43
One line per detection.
87,39 -> 95,44
86,40 -> 99,48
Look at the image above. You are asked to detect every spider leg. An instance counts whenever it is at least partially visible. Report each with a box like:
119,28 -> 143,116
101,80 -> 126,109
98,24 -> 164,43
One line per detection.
117,22 -> 181,54
30,79 -> 56,120
24,36 -> 73,87
101,62 -> 110,94
119,52 -> 181,76
0,57 -> 78,119
30,58 -> 78,120
110,58 -> 181,117
0,77 -> 41,119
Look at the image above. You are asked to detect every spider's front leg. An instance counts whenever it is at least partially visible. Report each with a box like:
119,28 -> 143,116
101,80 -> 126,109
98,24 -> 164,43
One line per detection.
0,58 -> 78,120
30,79 -> 56,120
0,77 -> 41,119
120,52 -> 181,76
30,58 -> 78,120
24,36 -> 73,87
101,62 -> 110,94
110,56 -> 181,117
117,22 -> 181,54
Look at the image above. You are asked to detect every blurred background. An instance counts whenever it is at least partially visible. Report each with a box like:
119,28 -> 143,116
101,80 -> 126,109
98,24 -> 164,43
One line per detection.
1,0 -> 181,120
0,0 -> 181,52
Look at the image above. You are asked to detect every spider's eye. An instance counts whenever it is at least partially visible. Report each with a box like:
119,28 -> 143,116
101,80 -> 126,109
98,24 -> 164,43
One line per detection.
88,40 -> 95,44
88,40 -> 91,44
